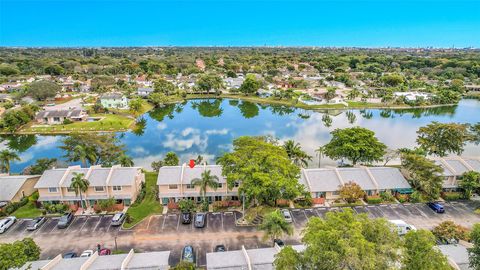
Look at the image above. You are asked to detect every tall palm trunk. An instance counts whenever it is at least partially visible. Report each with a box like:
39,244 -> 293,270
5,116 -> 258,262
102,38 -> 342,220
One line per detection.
79,189 -> 84,209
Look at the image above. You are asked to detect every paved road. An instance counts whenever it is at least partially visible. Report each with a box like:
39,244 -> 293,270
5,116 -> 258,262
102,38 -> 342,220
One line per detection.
1,201 -> 480,267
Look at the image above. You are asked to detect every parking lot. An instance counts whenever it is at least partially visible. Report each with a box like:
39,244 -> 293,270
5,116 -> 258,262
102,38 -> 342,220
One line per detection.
2,201 -> 480,267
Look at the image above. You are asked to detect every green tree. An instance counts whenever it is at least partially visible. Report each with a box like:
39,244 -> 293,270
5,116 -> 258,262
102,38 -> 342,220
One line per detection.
148,92 -> 169,107
0,149 -> 20,174
217,136 -> 304,206
282,140 -> 312,168
151,160 -> 164,172
44,64 -> 64,75
172,261 -> 196,270
23,158 -> 58,175
470,123 -> 480,145
432,221 -> 470,243
416,122 -> 470,156
192,169 -> 219,201
273,246 -> 304,270
381,73 -> 405,87
70,172 -> 90,209
0,238 -> 41,270
117,154 -> 134,167
324,87 -> 336,101
469,223 -> 480,269
178,199 -> 196,213
339,181 -> 365,203
154,78 -> 176,95
402,230 -> 451,270
129,98 -> 143,116
259,210 -> 293,242
71,144 -> 97,167
239,74 -> 261,95
60,133 -> 126,166
192,99 -> 223,117
28,80 -> 61,101
323,127 -> 387,165
0,63 -> 20,76
163,152 -> 179,166
459,171 -> 480,199
195,74 -> 223,94
401,153 -> 443,201
274,209 -> 401,270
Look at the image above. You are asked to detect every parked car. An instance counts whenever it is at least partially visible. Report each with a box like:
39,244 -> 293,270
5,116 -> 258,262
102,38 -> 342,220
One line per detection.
80,250 -> 94,257
273,239 -> 285,247
181,245 -> 196,263
214,245 -> 226,252
194,212 -> 206,228
26,217 -> 47,231
0,216 -> 16,234
99,248 -> 111,256
63,252 -> 77,258
181,212 -> 192,224
57,212 -> 74,229
281,209 -> 292,223
388,220 -> 416,236
111,213 -> 125,226
427,202 -> 445,213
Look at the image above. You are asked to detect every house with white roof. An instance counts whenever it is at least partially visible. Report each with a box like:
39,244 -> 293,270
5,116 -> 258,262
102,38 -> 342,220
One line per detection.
206,244 -> 305,270
299,167 -> 412,203
157,164 -> 239,206
34,165 -> 144,209
15,249 -> 170,270
432,156 -> 480,191
0,175 -> 40,204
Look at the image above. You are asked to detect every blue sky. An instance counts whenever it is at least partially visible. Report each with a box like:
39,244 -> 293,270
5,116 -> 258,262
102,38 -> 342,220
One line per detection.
1,0 -> 479,47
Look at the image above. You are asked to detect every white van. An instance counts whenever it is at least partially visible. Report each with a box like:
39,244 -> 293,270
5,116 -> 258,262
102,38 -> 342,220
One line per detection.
389,220 -> 416,236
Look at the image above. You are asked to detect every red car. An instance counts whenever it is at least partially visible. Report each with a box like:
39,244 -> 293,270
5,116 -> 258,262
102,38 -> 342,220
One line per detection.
99,248 -> 111,256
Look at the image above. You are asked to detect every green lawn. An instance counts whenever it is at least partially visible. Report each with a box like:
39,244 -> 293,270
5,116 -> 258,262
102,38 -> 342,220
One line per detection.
22,113 -> 135,133
11,202 -> 43,218
123,172 -> 163,229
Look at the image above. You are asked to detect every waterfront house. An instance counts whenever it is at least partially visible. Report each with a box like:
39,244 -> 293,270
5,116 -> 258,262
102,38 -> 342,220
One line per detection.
35,109 -> 88,124
299,167 -> 412,204
431,156 -> 480,191
34,165 -> 144,209
157,164 -> 239,207
16,249 -> 170,270
100,93 -> 129,109
0,175 -> 40,204
137,87 -> 154,97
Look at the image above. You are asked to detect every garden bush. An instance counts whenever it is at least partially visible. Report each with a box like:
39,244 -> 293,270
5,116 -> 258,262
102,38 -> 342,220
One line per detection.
380,192 -> 395,202
442,192 -> 462,201
366,197 -> 383,204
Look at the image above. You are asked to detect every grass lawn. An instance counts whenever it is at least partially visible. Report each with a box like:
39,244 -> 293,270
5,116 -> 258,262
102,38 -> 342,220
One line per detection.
21,113 -> 135,134
244,205 -> 278,223
11,202 -> 43,218
123,172 -> 163,229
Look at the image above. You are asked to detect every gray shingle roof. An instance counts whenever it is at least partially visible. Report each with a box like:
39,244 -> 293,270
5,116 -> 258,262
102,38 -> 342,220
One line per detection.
157,166 -> 182,185
35,109 -> 85,119
157,164 -> 226,186
433,157 -> 480,177
465,158 -> 480,171
0,176 -> 39,201
35,166 -> 140,189
338,168 -> 377,190
206,250 -> 247,270
302,169 -> 341,192
368,167 -> 411,190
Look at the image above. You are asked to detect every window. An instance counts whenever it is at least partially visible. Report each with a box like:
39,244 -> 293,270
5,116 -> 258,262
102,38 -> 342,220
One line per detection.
113,186 -> 122,191
217,183 -> 223,189
94,186 -> 105,192
67,187 -> 75,192
48,187 -> 58,193
186,184 -> 194,189
53,117 -> 60,122
168,184 -> 178,190
332,191 -> 340,196
233,182 -> 240,188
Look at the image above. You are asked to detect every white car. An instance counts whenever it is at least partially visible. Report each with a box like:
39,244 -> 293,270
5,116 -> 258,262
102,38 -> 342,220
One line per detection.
0,216 -> 17,234
281,209 -> 293,223
80,250 -> 94,257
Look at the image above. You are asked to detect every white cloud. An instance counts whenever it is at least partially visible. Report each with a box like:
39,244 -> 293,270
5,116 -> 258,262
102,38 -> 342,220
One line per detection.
163,128 -> 208,151
156,123 -> 167,130
131,146 -> 149,155
205,128 -> 229,135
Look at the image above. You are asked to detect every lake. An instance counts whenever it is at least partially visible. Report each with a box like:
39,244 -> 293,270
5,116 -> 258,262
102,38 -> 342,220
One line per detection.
2,98 -> 480,173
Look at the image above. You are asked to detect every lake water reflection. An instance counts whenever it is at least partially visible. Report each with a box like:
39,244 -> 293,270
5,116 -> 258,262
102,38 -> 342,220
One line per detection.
2,98 -> 480,173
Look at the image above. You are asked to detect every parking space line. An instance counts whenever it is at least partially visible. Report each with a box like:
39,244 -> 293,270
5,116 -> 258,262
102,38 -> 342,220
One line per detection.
79,217 -> 89,231
146,216 -> 154,230
176,215 -> 181,231
221,213 -> 224,230
93,216 -> 102,231
162,214 -> 167,230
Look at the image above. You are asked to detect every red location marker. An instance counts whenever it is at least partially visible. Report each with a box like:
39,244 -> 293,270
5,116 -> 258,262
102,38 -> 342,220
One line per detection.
189,159 -> 195,168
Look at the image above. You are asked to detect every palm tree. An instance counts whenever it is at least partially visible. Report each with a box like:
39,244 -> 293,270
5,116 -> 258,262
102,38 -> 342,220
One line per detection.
117,154 -> 134,167
259,210 -> 293,242
282,140 -> 312,168
0,149 -> 20,174
72,145 -> 97,167
315,146 -> 325,168
191,170 -> 219,201
70,172 -> 90,210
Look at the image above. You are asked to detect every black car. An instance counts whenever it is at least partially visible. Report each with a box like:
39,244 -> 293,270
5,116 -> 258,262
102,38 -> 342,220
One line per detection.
57,212 -> 74,229
273,239 -> 285,247
181,245 -> 196,264
214,245 -> 226,252
26,217 -> 46,231
181,212 -> 192,224
63,252 -> 77,258
194,212 -> 206,228
427,202 -> 445,213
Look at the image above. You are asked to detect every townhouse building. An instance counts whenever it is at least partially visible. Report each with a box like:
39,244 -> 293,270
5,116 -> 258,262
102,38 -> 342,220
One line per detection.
0,175 -> 40,204
299,167 -> 412,203
157,164 -> 239,205
35,165 -> 144,209
432,156 -> 480,191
